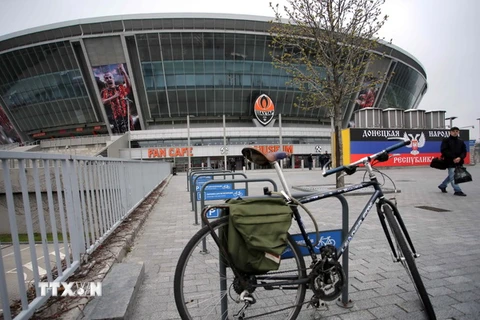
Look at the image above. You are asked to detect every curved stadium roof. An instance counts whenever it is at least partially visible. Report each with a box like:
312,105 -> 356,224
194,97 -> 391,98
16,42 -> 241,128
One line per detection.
0,13 -> 426,79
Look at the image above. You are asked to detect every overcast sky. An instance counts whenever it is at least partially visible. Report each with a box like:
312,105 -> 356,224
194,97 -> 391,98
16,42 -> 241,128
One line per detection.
0,0 -> 479,140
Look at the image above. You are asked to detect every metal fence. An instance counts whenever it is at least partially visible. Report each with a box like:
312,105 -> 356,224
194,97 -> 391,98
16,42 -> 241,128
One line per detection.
0,151 -> 171,320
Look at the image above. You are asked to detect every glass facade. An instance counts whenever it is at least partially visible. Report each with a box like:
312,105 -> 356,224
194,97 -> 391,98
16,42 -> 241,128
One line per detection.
0,42 -> 95,132
379,62 -> 427,110
0,16 -> 427,140
136,32 -> 322,120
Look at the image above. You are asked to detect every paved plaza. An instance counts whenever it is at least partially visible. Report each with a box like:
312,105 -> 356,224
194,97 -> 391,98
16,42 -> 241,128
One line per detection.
122,165 -> 480,320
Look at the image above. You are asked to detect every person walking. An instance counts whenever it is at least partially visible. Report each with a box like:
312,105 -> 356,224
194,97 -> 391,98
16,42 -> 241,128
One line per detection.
438,127 -> 467,196
307,154 -> 313,170
322,151 -> 331,170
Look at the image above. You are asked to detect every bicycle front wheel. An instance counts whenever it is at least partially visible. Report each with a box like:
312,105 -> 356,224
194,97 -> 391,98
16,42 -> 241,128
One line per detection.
382,204 -> 436,320
174,216 -> 307,320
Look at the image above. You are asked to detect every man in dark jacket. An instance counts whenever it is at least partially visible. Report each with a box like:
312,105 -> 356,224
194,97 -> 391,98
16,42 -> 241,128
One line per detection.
438,127 -> 467,196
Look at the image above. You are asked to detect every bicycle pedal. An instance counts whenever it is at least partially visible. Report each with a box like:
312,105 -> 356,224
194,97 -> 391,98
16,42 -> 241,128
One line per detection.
240,291 -> 256,304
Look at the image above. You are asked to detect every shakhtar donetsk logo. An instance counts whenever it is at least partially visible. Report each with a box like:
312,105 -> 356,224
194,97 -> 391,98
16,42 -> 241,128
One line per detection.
254,94 -> 275,126
403,132 -> 426,155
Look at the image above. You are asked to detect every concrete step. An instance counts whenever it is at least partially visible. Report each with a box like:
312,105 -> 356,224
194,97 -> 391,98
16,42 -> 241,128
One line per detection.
82,262 -> 145,320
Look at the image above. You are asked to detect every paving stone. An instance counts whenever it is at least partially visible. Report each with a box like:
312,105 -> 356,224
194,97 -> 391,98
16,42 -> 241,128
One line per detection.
94,166 -> 480,320
338,309 -> 376,320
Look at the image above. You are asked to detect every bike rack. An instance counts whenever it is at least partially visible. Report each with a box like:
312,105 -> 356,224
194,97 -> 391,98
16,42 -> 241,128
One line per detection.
287,192 -> 352,308
288,192 -> 352,308
208,191 -> 352,318
186,167 -> 222,192
189,171 -> 238,208
194,177 -> 277,226
198,178 -> 278,226
333,194 -> 352,308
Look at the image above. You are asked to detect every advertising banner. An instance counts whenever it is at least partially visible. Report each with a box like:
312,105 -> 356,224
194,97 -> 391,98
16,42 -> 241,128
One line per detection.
0,104 -> 22,145
349,128 -> 470,166
92,63 -> 140,134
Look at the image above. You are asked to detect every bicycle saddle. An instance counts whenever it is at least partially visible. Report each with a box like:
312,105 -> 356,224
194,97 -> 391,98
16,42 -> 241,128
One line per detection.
242,147 -> 289,166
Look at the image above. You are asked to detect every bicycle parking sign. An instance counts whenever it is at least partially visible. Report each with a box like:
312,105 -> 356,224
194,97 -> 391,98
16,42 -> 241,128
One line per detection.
282,230 -> 343,259
200,189 -> 246,201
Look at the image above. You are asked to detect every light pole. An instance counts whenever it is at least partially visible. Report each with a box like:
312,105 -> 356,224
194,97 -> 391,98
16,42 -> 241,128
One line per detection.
125,97 -> 133,159
445,116 -> 457,129
187,115 -> 191,170
477,118 -> 480,141
223,115 -> 227,170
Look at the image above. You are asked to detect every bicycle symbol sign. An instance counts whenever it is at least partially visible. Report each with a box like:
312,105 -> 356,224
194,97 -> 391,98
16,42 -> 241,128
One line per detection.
283,230 -> 342,259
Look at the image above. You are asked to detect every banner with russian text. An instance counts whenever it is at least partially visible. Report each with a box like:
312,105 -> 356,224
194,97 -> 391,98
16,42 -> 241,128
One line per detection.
348,128 -> 470,167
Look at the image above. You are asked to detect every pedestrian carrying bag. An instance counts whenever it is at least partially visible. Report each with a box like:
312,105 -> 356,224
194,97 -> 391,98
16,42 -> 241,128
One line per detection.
430,157 -> 447,170
226,197 -> 293,274
454,166 -> 473,184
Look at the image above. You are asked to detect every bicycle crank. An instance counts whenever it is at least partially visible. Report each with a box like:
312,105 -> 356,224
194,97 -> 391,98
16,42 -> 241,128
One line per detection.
310,245 -> 346,301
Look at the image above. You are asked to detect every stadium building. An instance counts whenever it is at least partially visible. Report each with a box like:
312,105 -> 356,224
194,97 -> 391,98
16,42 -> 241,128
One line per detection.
0,13 -> 428,170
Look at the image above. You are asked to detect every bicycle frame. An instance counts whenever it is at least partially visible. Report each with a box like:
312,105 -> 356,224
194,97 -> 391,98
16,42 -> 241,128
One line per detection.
200,156 -> 418,289
295,179 -> 383,261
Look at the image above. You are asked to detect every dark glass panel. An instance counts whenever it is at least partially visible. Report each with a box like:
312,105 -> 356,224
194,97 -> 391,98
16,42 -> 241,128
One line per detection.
167,90 -> 178,115
192,33 -> 204,60
195,89 -> 207,115
159,33 -> 173,60
203,89 -> 215,114
177,90 -> 189,115
186,90 -> 197,114
136,34 -> 150,61
253,35 -> 266,61
203,33 -> 215,60
147,33 -> 161,61
170,33 -> 183,60
213,33 -> 225,60
181,33 -> 194,60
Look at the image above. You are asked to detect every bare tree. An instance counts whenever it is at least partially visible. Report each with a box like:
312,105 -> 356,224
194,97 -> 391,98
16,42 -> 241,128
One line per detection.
270,0 -> 389,186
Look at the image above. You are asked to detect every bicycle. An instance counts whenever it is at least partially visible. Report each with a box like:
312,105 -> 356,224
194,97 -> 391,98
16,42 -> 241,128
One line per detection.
174,140 -> 436,320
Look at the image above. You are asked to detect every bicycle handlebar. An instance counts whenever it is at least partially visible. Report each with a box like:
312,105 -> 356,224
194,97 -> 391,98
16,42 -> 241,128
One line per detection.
322,140 -> 411,177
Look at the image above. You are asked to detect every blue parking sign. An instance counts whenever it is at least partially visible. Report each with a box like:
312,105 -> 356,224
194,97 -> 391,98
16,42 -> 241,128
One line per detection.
203,189 -> 246,200
206,208 -> 222,219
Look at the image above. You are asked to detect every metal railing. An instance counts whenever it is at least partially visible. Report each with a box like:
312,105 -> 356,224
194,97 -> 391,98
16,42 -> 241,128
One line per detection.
0,151 -> 171,320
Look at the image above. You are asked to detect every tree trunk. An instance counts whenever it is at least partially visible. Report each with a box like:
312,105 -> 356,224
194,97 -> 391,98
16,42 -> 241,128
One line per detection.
334,107 -> 344,188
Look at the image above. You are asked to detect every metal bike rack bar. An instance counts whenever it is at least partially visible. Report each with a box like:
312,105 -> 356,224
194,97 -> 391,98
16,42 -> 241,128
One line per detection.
198,178 -> 278,226
208,188 -> 350,318
189,171 -> 238,208
334,194 -> 352,308
191,173 -> 252,224
291,191 -> 351,307
185,167 -> 216,191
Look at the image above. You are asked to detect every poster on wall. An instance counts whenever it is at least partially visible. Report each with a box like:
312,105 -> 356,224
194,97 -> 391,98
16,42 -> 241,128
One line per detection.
349,58 -> 391,128
92,63 -> 141,134
354,76 -> 380,110
0,104 -> 22,145
348,128 -> 471,167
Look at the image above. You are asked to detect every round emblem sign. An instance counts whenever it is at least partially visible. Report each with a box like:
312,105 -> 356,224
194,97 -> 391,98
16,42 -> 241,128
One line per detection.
254,94 -> 275,126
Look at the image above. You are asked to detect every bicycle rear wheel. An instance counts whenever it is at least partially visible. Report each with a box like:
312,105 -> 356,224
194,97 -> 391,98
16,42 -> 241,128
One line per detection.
174,216 -> 307,320
382,204 -> 436,320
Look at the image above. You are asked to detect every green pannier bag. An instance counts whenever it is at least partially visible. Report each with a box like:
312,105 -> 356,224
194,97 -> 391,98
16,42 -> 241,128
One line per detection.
226,197 -> 293,274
